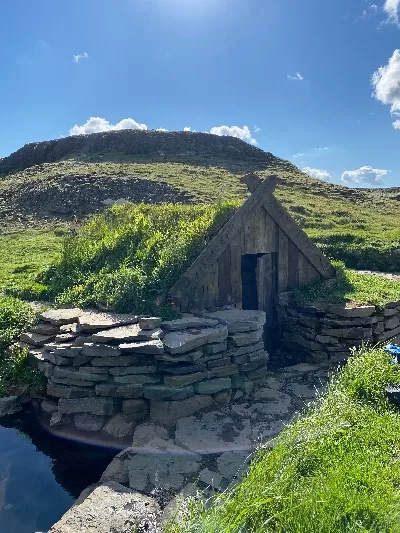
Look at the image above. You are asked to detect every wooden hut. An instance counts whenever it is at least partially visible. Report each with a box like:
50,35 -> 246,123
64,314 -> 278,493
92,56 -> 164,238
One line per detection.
170,175 -> 336,350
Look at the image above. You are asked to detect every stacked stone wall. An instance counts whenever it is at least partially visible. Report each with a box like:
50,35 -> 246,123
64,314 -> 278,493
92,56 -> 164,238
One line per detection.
281,297 -> 400,364
20,308 -> 269,437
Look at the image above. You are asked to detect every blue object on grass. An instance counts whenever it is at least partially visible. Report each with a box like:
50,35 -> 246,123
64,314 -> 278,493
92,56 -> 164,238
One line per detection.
385,344 -> 400,364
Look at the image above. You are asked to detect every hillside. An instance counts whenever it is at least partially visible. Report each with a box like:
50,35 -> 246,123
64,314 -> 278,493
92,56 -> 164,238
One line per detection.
0,130 -> 399,295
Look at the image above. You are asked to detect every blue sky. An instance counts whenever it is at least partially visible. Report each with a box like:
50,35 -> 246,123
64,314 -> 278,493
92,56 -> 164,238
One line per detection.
1,0 -> 400,187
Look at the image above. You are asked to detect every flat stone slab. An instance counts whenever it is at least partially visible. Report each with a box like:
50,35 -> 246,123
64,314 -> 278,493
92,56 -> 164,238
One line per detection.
175,411 -> 252,454
74,413 -> 106,432
82,343 -> 122,357
40,307 -> 82,325
92,324 -> 163,344
30,322 -> 60,335
0,396 -> 21,417
163,324 -> 228,355
58,397 -> 117,416
103,414 -> 136,438
150,396 -> 213,426
48,482 -> 161,533
20,332 -> 55,347
323,305 -> 376,318
127,438 -> 202,492
78,310 -> 139,332
216,451 -> 251,480
202,309 -> 266,333
162,316 -> 219,331
139,317 -> 162,330
119,339 -> 164,355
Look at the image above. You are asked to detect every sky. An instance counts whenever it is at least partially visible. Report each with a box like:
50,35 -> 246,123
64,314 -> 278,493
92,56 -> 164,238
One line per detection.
1,0 -> 400,188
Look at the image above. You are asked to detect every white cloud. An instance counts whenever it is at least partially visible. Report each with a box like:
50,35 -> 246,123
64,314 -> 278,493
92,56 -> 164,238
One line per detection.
73,52 -> 89,64
254,125 -> 261,133
384,0 -> 400,23
361,3 -> 379,17
341,166 -> 389,185
287,72 -> 304,81
69,116 -> 148,135
156,128 -> 168,132
293,153 -> 305,158
372,50 -> 400,126
209,125 -> 257,145
393,119 -> 400,128
184,127 -> 191,131
302,167 -> 332,181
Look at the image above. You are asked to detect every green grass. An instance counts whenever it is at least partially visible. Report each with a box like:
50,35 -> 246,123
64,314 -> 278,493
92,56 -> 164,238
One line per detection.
0,295 -> 41,398
0,229 -> 64,297
294,263 -> 400,307
39,201 -> 240,317
2,158 -> 400,272
167,347 -> 400,533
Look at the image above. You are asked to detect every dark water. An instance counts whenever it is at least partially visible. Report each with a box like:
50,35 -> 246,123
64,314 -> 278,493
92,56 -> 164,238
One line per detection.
0,408 -> 119,533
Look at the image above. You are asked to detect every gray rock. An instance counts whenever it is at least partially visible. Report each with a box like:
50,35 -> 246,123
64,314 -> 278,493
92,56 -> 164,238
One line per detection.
60,323 -> 79,334
74,413 -> 106,431
45,343 -> 83,358
101,449 -> 132,484
376,325 -> 400,342
0,396 -> 21,417
150,395 -> 213,426
30,322 -> 60,336
91,355 -> 141,366
204,341 -> 228,355
132,423 -> 169,448
95,384 -> 143,399
139,317 -> 162,330
216,451 -> 251,480
324,305 -> 375,318
40,307 -> 81,326
78,310 -> 139,332
194,378 -> 231,394
208,364 -> 239,378
103,414 -> 136,438
226,340 -> 265,358
50,377 -> 95,387
383,308 -> 399,317
109,365 -> 158,376
199,468 -> 223,490
20,332 -> 55,347
230,328 -> 264,347
245,366 -> 268,381
40,400 -> 58,414
59,397 -> 117,416
113,374 -> 160,385
163,324 -> 228,355
122,399 -> 148,416
213,390 -> 232,404
161,362 -> 207,375
93,325 -> 163,344
82,342 -> 122,357
79,366 -> 109,374
155,350 -> 204,363
385,316 -> 400,330
320,327 -> 372,340
48,482 -> 161,533
202,310 -> 266,333
143,385 -> 194,401
119,339 -> 164,355
207,356 -> 233,369
71,356 -> 92,367
161,316 -> 219,331
315,335 -> 339,344
127,438 -> 201,492
55,332 -> 78,343
47,383 -> 96,399
175,411 -> 252,454
53,367 -> 107,383
322,317 -> 377,327
164,372 -> 208,388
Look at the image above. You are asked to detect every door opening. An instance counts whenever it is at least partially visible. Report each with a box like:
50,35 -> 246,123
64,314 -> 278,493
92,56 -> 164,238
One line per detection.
241,254 -> 265,310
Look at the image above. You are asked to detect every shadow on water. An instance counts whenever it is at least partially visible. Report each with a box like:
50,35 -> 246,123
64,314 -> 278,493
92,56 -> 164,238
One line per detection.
0,407 -> 119,533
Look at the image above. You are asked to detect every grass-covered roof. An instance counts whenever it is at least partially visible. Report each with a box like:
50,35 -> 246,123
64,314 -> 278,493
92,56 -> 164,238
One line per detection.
40,202 -> 240,317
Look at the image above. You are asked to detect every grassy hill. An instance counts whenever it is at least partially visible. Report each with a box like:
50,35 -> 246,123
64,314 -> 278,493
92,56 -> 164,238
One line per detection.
0,130 -> 399,295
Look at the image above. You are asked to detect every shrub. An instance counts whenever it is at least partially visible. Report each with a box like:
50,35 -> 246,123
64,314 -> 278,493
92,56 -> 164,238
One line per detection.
0,295 -> 35,351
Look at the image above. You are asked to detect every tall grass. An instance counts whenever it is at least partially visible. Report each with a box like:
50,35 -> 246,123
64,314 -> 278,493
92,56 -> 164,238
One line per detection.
167,348 -> 400,533
40,201 -> 240,316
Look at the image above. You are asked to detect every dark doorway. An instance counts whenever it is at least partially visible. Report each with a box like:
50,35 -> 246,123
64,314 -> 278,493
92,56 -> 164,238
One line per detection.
241,254 -> 265,310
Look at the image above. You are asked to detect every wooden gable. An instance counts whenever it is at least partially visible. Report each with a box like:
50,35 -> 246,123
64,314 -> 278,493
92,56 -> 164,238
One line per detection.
170,175 -> 335,313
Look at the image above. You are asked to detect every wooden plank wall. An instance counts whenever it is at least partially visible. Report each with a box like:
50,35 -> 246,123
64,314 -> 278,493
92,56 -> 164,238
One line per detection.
178,205 -> 323,311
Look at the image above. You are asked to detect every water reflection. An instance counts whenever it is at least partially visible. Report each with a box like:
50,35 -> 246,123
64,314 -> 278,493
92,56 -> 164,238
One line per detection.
0,408 -> 118,533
